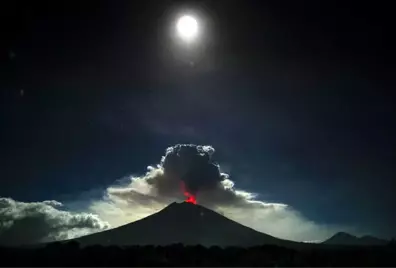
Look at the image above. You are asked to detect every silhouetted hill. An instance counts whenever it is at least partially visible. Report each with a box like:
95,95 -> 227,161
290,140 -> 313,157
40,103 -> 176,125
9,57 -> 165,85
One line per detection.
72,202 -> 302,248
323,232 -> 388,246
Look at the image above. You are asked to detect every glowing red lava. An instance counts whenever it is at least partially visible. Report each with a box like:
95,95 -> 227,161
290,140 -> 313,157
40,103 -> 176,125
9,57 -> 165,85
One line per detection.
184,193 -> 197,204
180,181 -> 197,204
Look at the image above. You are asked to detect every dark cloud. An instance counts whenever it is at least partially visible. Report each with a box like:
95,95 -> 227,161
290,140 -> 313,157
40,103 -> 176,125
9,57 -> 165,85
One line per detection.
159,144 -> 227,195
0,198 -> 110,246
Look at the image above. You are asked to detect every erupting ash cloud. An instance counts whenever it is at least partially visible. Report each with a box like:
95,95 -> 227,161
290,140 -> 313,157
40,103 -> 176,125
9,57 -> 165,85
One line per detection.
90,144 -> 353,242
105,144 -> 256,208
155,144 -> 228,204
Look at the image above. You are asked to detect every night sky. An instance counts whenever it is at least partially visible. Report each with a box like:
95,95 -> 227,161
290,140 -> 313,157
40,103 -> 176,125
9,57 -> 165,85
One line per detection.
1,0 -> 395,240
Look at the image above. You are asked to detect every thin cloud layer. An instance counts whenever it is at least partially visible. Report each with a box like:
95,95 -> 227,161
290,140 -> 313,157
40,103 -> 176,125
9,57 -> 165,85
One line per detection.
0,197 -> 110,246
90,144 -> 353,242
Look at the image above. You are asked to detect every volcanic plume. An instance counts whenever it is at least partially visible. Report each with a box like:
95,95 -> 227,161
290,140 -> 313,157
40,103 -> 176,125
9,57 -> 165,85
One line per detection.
162,144 -> 221,204
161,144 -> 227,199
105,144 -> 272,210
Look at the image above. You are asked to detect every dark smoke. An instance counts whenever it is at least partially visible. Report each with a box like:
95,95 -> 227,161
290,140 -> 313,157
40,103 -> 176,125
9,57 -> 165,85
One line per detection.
160,144 -> 228,196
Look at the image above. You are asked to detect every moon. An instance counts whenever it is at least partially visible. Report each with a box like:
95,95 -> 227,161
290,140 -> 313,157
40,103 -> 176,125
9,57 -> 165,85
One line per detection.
176,15 -> 198,42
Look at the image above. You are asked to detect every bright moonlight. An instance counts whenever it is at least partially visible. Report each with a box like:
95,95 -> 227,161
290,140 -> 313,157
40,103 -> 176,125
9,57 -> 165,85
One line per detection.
176,15 -> 198,42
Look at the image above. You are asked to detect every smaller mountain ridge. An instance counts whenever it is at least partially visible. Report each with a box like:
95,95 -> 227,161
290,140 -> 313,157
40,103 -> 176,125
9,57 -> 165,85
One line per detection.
323,232 -> 388,246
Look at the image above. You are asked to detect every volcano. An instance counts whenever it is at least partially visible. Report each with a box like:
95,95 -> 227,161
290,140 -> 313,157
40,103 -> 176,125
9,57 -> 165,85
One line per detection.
322,232 -> 388,246
72,202 -> 300,248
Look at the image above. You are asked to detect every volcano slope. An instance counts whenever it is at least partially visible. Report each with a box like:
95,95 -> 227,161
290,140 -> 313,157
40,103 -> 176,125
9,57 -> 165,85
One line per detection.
72,202 -> 303,248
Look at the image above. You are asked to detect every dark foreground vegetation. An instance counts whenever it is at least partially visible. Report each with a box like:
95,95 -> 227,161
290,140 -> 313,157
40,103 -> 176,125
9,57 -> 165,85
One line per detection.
1,241 -> 396,266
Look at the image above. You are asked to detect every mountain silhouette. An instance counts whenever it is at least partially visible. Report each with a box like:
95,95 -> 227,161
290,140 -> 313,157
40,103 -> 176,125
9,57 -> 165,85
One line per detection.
72,202 -> 300,248
323,232 -> 388,246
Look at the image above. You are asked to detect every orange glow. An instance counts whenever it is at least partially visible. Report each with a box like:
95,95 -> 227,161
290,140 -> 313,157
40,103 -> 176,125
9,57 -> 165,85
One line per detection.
185,194 -> 197,204
180,181 -> 197,204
